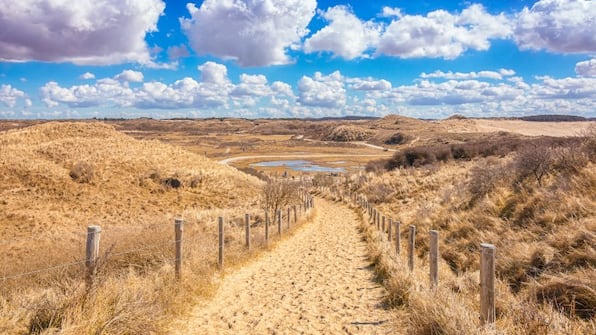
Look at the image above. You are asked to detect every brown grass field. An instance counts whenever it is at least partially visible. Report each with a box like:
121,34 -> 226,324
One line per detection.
0,116 -> 594,334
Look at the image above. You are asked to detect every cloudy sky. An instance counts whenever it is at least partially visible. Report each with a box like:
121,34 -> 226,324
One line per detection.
0,0 -> 594,119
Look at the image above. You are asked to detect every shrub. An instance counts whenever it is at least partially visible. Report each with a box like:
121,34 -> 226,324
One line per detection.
69,161 -> 94,183
513,143 -> 554,186
312,174 -> 334,187
467,158 -> 506,202
362,183 -> 394,203
163,177 -> 181,189
384,132 -> 408,145
581,123 -> 596,162
365,159 -> 387,173
238,167 -> 269,181
325,125 -> 372,141
261,180 -> 299,218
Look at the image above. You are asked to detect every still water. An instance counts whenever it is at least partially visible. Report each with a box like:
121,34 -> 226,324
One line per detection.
250,160 -> 346,173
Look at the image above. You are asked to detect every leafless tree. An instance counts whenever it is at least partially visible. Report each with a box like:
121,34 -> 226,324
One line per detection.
262,179 -> 299,218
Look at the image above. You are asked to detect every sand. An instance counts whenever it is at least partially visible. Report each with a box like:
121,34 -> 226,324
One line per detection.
442,119 -> 594,137
171,198 -> 394,334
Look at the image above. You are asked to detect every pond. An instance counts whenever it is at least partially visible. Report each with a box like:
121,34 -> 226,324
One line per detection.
250,160 -> 346,173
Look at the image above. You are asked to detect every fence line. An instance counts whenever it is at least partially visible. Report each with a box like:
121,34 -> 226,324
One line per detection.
1,193 -> 316,285
347,190 -> 497,325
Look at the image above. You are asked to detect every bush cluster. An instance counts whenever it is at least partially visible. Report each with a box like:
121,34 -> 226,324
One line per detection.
384,136 -> 585,171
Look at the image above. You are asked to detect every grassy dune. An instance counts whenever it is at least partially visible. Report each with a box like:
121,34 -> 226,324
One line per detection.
0,122 -> 277,334
350,131 -> 596,334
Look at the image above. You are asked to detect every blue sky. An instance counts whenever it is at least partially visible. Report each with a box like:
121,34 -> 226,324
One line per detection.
0,0 -> 594,119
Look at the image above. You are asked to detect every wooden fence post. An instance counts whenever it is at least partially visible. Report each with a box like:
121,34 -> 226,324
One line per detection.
245,214 -> 251,251
293,205 -> 297,223
377,211 -> 381,230
480,243 -> 496,324
218,217 -> 224,270
287,207 -> 291,229
175,219 -> 183,280
408,225 -> 416,271
277,209 -> 282,236
388,218 -> 393,241
396,220 -> 401,255
85,225 -> 101,287
265,211 -> 270,244
382,216 -> 386,234
429,230 -> 439,288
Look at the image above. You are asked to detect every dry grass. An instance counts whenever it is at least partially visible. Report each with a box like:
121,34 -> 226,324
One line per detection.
0,122 -> 317,334
350,135 -> 596,333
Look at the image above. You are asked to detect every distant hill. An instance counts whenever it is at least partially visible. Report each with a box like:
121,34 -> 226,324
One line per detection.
519,115 -> 589,122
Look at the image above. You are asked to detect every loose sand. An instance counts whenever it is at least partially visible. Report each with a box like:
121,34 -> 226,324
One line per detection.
171,198 -> 394,334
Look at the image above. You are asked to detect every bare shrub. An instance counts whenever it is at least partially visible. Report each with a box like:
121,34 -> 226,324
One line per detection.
238,167 -> 269,181
312,174 -> 334,187
551,146 -> 589,175
362,183 -> 394,203
467,158 -> 507,202
384,132 -> 409,145
513,142 -> 554,186
365,159 -> 387,173
325,125 -> 372,141
581,123 -> 596,162
262,179 -> 299,218
163,177 -> 181,189
69,161 -> 94,183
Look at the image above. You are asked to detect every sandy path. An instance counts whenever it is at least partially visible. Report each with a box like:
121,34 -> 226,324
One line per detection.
171,198 -> 394,335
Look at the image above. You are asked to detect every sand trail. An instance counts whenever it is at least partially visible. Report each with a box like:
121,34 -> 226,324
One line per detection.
171,198 -> 394,335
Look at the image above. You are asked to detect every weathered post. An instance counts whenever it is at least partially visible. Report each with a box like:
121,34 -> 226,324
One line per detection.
382,216 -> 386,234
265,211 -> 270,244
480,243 -> 496,324
218,217 -> 224,270
388,218 -> 393,241
85,225 -> 101,288
396,220 -> 401,255
377,211 -> 381,230
293,205 -> 297,223
429,230 -> 439,288
245,214 -> 251,251
408,225 -> 416,271
277,209 -> 282,236
287,207 -> 291,229
372,208 -> 376,225
175,219 -> 183,280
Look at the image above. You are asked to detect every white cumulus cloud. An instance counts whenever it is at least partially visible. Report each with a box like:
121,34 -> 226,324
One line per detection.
304,6 -> 382,59
514,0 -> 596,53
575,59 -> 596,77
39,61 -> 299,111
115,70 -> 144,83
376,4 -> 511,59
0,0 -> 165,65
181,0 -> 316,67
79,72 -> 96,80
298,71 -> 346,108
347,78 -> 392,91
0,84 -> 26,107
420,69 -> 516,80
